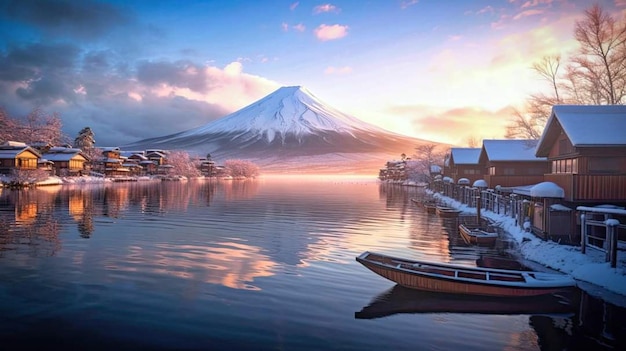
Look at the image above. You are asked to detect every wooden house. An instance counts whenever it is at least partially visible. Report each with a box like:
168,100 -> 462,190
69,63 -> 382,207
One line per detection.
479,139 -> 550,188
445,148 -> 483,184
535,105 -> 626,205
99,147 -> 130,177
0,141 -> 41,174
42,147 -> 90,176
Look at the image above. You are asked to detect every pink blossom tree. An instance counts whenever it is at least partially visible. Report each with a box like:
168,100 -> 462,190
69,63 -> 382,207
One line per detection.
224,159 -> 259,178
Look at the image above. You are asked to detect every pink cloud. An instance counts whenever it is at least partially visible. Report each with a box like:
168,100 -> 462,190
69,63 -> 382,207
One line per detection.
324,66 -> 353,75
521,0 -> 552,9
616,0 -> 626,7
281,22 -> 289,32
448,35 -> 462,41
290,2 -> 299,11
314,24 -> 349,41
313,4 -> 340,14
513,9 -> 544,20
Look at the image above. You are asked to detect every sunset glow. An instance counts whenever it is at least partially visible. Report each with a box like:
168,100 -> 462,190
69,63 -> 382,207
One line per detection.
0,0 -> 623,146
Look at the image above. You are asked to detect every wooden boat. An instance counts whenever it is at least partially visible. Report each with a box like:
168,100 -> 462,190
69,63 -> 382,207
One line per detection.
436,206 -> 463,218
355,251 -> 577,297
458,223 -> 498,245
355,285 -> 578,319
423,202 -> 437,214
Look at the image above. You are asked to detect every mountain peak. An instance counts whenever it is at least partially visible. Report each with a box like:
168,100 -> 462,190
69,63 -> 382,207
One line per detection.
179,85 -> 382,141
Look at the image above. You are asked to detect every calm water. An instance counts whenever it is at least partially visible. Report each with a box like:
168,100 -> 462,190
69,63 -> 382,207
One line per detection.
0,176 -> 624,350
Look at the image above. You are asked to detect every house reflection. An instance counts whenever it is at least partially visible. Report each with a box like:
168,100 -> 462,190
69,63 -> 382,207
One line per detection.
0,188 -> 62,256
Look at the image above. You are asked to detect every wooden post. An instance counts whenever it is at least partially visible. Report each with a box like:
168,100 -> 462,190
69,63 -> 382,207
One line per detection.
580,212 -> 586,254
476,191 -> 482,226
606,219 -> 619,268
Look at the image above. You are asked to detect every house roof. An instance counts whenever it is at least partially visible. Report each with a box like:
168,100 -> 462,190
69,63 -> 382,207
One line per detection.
42,153 -> 87,162
536,105 -> 626,156
480,139 -> 545,162
0,145 -> 42,158
450,148 -> 481,165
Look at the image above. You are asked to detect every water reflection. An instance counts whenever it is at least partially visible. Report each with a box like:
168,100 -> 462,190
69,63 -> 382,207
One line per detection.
0,178 -> 624,350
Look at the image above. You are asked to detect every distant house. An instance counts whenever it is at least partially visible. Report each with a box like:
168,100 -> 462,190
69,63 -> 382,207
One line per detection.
445,148 -> 483,184
0,141 -> 42,174
479,139 -> 550,188
42,147 -> 90,176
98,147 -> 130,177
535,105 -> 626,205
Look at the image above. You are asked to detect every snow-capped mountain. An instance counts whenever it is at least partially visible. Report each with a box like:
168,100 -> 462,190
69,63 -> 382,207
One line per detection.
124,86 -> 436,173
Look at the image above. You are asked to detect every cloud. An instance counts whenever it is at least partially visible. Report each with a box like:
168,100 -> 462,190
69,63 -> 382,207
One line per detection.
313,4 -> 340,14
477,6 -> 495,14
314,24 -> 349,41
616,0 -> 626,7
290,2 -> 299,11
386,105 -> 514,145
400,0 -> 419,9
1,0 -> 132,40
282,22 -> 306,32
521,0 -> 553,9
324,66 -> 353,75
0,40 -> 280,145
513,9 -> 544,20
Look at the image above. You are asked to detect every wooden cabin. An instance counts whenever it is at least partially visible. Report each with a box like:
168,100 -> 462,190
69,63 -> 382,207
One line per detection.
445,148 -> 483,184
535,105 -> 626,204
0,142 -> 41,174
42,147 -> 90,176
98,147 -> 130,177
479,139 -> 550,188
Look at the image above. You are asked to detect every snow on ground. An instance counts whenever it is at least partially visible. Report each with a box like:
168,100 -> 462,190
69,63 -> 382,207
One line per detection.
432,192 -> 626,297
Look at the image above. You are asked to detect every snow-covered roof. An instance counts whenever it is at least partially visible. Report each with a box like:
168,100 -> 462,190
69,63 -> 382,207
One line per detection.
430,164 -> 442,173
48,147 -> 82,153
42,153 -> 85,162
450,148 -> 481,165
481,139 -> 545,162
536,105 -> 626,156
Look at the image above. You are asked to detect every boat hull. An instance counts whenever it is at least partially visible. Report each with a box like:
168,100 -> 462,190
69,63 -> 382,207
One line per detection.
459,223 -> 498,245
356,252 -> 576,297
436,206 -> 462,218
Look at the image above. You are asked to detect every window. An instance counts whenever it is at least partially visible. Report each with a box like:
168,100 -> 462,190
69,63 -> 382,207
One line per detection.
489,167 -> 495,175
551,158 -> 578,174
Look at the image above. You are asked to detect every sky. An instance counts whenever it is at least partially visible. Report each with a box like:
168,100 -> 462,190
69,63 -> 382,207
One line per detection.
0,0 -> 625,147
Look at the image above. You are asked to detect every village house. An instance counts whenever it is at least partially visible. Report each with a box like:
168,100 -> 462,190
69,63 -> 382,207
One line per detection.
95,147 -> 130,177
478,139 -> 550,188
444,148 -> 483,185
535,105 -> 626,206
0,141 -> 42,174
41,146 -> 90,176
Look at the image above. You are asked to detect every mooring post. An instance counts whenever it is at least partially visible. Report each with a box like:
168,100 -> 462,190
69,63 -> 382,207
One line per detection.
580,212 -> 586,255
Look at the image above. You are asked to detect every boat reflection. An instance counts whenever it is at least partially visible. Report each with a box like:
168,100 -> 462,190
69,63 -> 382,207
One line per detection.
355,284 -> 578,320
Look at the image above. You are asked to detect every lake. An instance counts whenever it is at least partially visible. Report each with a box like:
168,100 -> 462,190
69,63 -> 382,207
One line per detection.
0,176 -> 624,350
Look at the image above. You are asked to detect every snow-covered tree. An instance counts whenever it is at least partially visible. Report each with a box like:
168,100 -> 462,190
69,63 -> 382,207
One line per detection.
0,108 -> 69,145
167,150 -> 202,177
74,127 -> 96,150
224,159 -> 259,178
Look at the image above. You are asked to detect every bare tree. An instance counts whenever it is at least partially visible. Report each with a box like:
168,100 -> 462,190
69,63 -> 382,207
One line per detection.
465,136 -> 480,148
506,4 -> 626,139
410,143 -> 444,180
572,4 -> 626,105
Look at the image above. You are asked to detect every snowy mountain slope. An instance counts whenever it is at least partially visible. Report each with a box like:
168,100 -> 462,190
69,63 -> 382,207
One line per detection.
124,86 -> 439,173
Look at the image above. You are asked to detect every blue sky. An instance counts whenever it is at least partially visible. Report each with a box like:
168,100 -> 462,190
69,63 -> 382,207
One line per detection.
0,0 -> 624,146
